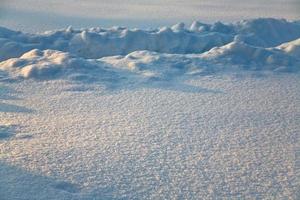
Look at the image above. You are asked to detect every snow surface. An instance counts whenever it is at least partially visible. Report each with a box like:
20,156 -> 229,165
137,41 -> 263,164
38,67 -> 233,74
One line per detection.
0,18 -> 300,199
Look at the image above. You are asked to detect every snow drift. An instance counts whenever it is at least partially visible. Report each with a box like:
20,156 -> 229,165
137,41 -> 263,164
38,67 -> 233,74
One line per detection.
0,18 -> 300,81
277,38 -> 300,57
1,49 -> 92,79
201,39 -> 299,72
0,49 -> 121,82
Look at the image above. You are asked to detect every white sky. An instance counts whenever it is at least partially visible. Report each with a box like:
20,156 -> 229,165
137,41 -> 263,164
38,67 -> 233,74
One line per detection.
0,0 -> 299,32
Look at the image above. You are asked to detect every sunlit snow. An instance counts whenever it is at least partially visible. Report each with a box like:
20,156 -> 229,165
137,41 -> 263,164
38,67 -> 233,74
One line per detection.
0,18 -> 299,199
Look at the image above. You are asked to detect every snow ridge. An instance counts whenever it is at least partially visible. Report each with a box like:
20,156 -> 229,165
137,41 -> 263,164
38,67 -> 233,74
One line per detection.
0,18 -> 300,80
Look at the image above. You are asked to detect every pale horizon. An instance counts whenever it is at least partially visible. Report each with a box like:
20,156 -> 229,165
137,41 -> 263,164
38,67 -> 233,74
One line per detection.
1,0 -> 299,32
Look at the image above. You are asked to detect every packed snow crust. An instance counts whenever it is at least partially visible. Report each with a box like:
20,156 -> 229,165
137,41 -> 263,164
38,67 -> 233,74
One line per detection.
0,18 -> 300,199
1,73 -> 299,200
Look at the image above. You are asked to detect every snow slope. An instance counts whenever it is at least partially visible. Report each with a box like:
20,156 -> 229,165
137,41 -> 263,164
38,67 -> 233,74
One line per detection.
0,18 -> 300,199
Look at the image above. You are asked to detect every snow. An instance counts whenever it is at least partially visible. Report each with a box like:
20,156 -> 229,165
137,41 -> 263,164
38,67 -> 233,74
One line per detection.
1,18 -> 300,62
277,38 -> 300,57
201,40 -> 299,72
1,18 -> 300,80
0,18 -> 300,199
1,74 -> 299,199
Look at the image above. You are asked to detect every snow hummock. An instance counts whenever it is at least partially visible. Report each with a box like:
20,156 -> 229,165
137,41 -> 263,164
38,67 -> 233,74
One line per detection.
277,38 -> 300,57
201,39 -> 299,72
0,49 -> 109,80
1,18 -> 300,62
0,18 -> 300,81
0,19 -> 300,79
0,49 -> 72,79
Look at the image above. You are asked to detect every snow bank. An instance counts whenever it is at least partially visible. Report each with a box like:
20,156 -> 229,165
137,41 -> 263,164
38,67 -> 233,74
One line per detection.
0,49 -> 203,80
2,47 -> 298,81
234,18 -> 300,47
0,25 -> 232,61
0,18 -> 300,80
1,18 -> 300,62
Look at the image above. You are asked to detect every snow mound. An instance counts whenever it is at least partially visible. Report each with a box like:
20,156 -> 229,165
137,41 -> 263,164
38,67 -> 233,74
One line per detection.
0,49 -> 204,81
277,38 -> 300,57
102,44 -> 300,75
68,27 -> 232,59
201,39 -> 300,72
0,18 -> 300,81
1,18 -> 300,62
234,18 -> 300,47
100,51 -> 206,79
1,47 -> 299,81
0,25 -> 232,61
0,49 -> 105,79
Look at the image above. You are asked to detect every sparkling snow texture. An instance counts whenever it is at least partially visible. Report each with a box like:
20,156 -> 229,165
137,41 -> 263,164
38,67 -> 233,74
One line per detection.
0,18 -> 299,199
